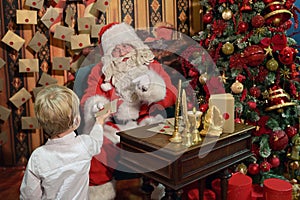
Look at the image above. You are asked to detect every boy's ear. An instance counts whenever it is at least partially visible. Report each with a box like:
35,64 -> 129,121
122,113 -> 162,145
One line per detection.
73,115 -> 81,127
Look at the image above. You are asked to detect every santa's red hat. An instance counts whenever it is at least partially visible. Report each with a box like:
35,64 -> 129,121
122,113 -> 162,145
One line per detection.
98,22 -> 149,56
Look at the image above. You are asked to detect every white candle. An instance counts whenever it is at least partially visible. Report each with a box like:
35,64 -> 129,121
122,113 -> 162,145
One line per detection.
181,89 -> 188,125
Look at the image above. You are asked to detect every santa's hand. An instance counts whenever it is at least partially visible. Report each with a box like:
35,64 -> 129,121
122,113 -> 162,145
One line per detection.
92,102 -> 104,113
132,74 -> 150,92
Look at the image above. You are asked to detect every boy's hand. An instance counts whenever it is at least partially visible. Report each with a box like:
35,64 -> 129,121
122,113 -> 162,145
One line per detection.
95,110 -> 111,125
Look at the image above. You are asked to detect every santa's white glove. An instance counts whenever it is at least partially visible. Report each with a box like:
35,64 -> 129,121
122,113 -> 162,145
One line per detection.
91,102 -> 104,114
132,74 -> 150,92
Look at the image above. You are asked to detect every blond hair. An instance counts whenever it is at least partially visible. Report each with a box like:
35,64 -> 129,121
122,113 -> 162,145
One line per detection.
34,84 -> 80,136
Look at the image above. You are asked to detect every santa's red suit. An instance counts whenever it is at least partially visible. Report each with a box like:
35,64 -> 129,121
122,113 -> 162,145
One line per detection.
80,22 -> 177,199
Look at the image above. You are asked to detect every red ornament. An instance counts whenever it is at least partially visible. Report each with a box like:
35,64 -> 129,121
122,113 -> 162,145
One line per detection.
247,101 -> 257,109
251,15 -> 265,28
248,162 -> 260,175
282,20 -> 292,30
266,85 -> 296,111
188,69 -> 198,78
263,0 -> 273,4
285,0 -> 296,9
268,155 -> 280,168
203,12 -> 213,24
249,86 -> 261,98
269,130 -> 289,151
263,1 -> 292,26
238,21 -> 249,33
285,126 -> 298,138
235,118 -> 242,123
204,38 -> 211,48
242,45 -> 265,67
199,103 -> 209,113
251,143 -> 260,157
278,46 -> 297,65
289,64 -> 298,79
240,2 -> 252,11
188,102 -> 194,111
260,160 -> 272,172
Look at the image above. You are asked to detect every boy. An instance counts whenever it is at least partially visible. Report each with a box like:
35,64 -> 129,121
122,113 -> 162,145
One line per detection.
20,84 -> 110,200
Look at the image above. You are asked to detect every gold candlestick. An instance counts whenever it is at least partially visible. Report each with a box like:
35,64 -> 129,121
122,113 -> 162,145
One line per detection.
170,79 -> 182,143
188,107 -> 202,145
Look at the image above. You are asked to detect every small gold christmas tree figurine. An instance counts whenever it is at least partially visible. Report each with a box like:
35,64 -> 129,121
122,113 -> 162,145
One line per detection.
200,105 -> 224,137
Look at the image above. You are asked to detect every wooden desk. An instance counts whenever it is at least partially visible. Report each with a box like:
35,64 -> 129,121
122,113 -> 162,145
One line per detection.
117,123 -> 255,200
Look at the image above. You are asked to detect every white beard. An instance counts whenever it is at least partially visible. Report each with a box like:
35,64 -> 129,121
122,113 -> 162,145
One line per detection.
114,66 -> 148,103
104,51 -> 148,103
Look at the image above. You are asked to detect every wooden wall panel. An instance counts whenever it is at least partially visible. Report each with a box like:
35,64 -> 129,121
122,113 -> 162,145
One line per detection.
107,0 -> 121,24
134,0 -> 149,29
163,0 -> 177,29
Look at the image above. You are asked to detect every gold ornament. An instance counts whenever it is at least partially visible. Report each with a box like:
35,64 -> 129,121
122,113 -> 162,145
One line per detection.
266,58 -> 279,71
273,17 -> 282,26
236,163 -> 248,174
199,73 -> 208,85
222,42 -> 234,55
222,8 -> 233,20
231,80 -> 244,94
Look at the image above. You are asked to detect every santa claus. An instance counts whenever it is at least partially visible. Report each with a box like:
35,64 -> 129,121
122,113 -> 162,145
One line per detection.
80,22 -> 177,199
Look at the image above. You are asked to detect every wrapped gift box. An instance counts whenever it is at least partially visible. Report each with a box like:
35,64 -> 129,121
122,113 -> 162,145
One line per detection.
209,93 -> 234,133
263,178 -> 292,200
212,172 -> 252,200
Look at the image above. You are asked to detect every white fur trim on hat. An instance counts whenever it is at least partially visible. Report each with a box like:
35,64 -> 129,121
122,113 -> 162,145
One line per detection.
89,181 -> 116,200
101,23 -> 148,56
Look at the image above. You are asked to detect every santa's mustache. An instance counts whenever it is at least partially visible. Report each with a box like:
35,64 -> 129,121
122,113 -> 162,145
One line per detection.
112,51 -> 137,65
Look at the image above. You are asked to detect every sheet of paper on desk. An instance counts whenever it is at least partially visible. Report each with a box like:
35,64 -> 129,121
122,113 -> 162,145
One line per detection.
147,119 -> 184,135
166,118 -> 175,126
94,99 -> 117,117
147,124 -> 173,135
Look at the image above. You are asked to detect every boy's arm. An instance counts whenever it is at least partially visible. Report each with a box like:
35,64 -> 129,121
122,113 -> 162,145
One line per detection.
82,110 -> 110,155
86,123 -> 104,155
20,158 -> 42,200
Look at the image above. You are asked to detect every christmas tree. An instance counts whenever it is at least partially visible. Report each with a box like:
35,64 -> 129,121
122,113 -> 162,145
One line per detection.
191,0 -> 300,184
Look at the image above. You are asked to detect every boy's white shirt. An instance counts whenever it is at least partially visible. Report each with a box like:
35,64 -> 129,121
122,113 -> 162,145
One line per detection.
20,123 -> 103,200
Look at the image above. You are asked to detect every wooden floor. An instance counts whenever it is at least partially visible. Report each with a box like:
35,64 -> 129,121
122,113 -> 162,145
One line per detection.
0,166 -> 144,200
0,166 -> 25,200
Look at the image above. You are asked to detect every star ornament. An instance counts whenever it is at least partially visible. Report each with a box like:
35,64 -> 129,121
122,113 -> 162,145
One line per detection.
219,73 -> 228,83
264,46 -> 273,56
280,67 -> 290,79
262,90 -> 269,99
255,27 -> 267,35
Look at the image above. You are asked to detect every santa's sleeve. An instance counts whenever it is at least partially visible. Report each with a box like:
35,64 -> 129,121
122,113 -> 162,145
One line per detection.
80,63 -> 110,134
81,63 -> 104,106
149,61 -> 177,108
